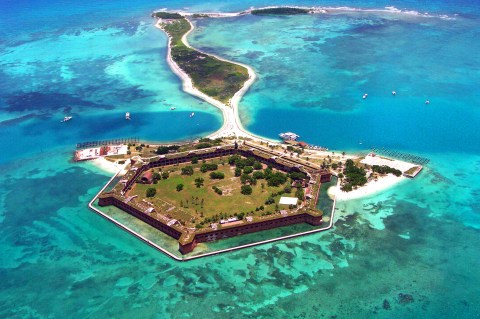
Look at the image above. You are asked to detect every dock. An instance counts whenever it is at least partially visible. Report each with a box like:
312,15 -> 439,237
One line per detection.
371,147 -> 430,165
76,137 -> 139,149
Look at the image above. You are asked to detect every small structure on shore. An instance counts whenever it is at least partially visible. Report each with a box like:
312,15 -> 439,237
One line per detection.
279,132 -> 300,141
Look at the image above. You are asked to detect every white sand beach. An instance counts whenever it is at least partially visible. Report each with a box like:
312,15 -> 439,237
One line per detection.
91,157 -> 129,175
328,174 -> 406,201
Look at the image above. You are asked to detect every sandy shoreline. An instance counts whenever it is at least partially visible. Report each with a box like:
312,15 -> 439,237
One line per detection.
328,174 -> 406,201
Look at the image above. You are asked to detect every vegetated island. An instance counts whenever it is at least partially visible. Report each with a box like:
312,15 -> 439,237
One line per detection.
154,12 -> 249,105
251,7 -> 311,15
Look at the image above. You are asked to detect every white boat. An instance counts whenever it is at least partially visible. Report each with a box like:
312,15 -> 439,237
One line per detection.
190,112 -> 195,118
125,112 -> 131,120
392,91 -> 397,95
363,93 -> 368,99
279,132 -> 299,141
61,116 -> 72,123
170,107 -> 176,110
425,100 -> 430,105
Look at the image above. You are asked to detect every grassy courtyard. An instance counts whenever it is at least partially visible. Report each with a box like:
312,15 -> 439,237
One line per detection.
130,159 -> 299,227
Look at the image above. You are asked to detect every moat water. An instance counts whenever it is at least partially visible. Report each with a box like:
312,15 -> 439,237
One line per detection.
1,0 -> 480,318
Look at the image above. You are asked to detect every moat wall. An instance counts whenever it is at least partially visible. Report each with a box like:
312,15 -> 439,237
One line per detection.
101,143 -> 330,254
99,195 -> 322,254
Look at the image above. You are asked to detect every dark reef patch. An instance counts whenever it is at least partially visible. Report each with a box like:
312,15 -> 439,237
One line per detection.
3,92 -> 113,113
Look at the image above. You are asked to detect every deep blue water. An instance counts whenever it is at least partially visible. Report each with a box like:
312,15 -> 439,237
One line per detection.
1,1 -> 480,318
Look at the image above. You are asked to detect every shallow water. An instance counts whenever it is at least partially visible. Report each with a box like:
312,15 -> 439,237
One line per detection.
1,0 -> 480,318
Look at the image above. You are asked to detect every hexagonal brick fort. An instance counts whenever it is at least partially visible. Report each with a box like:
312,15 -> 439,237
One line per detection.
98,141 -> 331,254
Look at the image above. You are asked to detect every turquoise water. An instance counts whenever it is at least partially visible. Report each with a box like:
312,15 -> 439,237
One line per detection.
1,0 -> 480,318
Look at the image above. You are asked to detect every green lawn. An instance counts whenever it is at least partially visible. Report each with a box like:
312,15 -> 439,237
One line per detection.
131,162 -> 290,226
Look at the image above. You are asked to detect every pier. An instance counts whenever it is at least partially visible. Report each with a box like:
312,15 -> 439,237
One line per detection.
371,147 -> 430,165
76,137 -> 139,149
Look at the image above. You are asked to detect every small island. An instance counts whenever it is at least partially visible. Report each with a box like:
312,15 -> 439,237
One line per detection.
251,7 -> 311,15
154,12 -> 249,104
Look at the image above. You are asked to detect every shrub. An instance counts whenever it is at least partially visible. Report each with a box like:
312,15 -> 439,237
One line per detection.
181,166 -> 194,176
210,171 -> 225,179
196,142 -> 212,149
235,167 -> 242,177
241,185 -> 252,195
176,183 -> 184,192
161,171 -> 169,179
146,188 -> 156,197
243,166 -> 253,174
212,186 -> 223,195
265,197 -> 275,205
253,162 -> 263,170
200,163 -> 218,172
253,171 -> 264,179
156,145 -> 179,154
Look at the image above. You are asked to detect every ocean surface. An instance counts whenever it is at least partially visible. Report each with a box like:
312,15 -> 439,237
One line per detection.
1,0 -> 479,318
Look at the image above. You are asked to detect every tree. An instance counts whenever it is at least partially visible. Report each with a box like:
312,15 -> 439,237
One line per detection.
152,172 -> 161,184
338,173 -> 344,179
332,163 -> 338,170
181,166 -> 194,176
295,187 -> 304,200
161,171 -> 169,179
146,188 -> 156,197
267,172 -> 288,187
156,145 -> 179,154
241,185 -> 252,195
194,177 -> 204,188
253,162 -> 263,170
191,156 -> 198,164
176,183 -> 184,192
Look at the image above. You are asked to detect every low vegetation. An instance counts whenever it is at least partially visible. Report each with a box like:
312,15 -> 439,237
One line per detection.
154,12 -> 183,19
341,159 -> 367,192
372,165 -> 402,177
251,7 -> 310,15
161,16 -> 249,104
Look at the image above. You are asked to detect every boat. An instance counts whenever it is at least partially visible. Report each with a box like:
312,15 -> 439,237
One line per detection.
125,112 -> 131,120
190,112 -> 195,118
363,93 -> 368,99
425,100 -> 430,105
279,132 -> 299,141
170,107 -> 176,110
392,91 -> 397,95
61,116 -> 72,123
